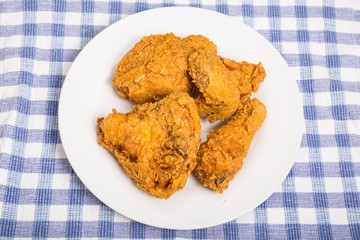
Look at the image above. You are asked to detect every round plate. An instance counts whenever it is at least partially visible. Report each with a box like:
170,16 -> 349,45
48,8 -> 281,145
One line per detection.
59,7 -> 303,230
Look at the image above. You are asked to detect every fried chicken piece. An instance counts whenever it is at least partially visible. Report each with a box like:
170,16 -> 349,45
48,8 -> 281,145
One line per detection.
221,57 -> 266,99
183,34 -> 217,57
112,33 -> 190,104
194,98 -> 267,193
97,92 -> 201,199
112,33 -> 217,104
188,49 -> 241,122
188,50 -> 266,123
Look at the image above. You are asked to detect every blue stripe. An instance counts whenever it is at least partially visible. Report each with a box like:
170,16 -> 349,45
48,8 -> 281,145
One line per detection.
80,0 -> 95,49
0,184 -> 359,209
287,54 -> 360,68
3,152 -> 360,177
3,23 -> 360,45
161,228 -> 175,239
109,1 -> 122,14
2,2 -> 360,21
286,223 -> 301,240
66,171 -> 85,238
258,31 -> 360,45
223,220 -> 239,240
255,223 -> 269,240
135,1 -> 149,13
66,221 -> 83,238
0,219 -> 17,237
0,98 -> 59,116
1,47 -> 79,62
268,3 -> 282,52
216,1 -> 229,15
130,221 -> 145,239
98,204 -> 114,239
0,185 -> 103,205
0,125 -> 61,143
34,7 -> 67,239
53,0 -> 66,12
24,0 -> 37,11
322,2 -> 360,238
0,153 -> 71,174
82,0 -> 94,13
0,72 -> 64,88
295,2 -> 333,239
99,220 -> 114,239
2,72 -> 358,93
0,24 -> 107,38
189,0 -> 202,8
192,228 -> 207,239
283,180 -> 301,239
305,105 -> 360,120
162,1 -> 175,7
0,4 -> 37,238
269,1 -> 301,238
3,124 -> 360,147
254,202 -> 269,240
267,224 -> 287,239
109,1 -> 122,24
23,23 -> 37,36
7,155 -> 24,173
242,3 -> 254,18
3,221 -> 357,239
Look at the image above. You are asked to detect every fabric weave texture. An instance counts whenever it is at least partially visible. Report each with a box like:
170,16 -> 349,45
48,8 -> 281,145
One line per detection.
0,0 -> 359,239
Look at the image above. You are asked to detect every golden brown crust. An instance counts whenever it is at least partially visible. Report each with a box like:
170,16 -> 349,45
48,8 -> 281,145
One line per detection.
111,33 -> 217,104
221,57 -> 266,94
188,49 -> 266,123
194,98 -> 267,193
183,34 -> 217,57
112,33 -> 190,103
189,49 -> 241,123
97,92 -> 201,199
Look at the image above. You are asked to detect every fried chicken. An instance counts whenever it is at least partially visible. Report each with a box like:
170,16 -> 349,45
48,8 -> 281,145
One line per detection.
188,49 -> 266,123
194,98 -> 267,193
112,33 -> 217,104
183,34 -> 217,57
188,49 -> 241,123
221,57 -> 266,100
97,92 -> 201,199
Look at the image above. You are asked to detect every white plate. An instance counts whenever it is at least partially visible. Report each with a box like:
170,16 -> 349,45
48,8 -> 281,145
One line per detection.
59,7 -> 303,230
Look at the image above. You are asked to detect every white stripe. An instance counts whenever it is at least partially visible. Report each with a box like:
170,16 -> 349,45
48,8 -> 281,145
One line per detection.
334,0 -> 360,10
0,138 -> 13,155
336,19 -> 360,34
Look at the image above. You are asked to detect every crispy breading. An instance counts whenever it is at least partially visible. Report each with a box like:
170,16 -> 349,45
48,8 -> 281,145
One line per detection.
188,49 -> 266,122
97,92 -> 201,199
111,33 -> 190,104
221,57 -> 266,96
194,98 -> 267,193
183,34 -> 217,56
189,49 -> 241,123
111,33 -> 217,104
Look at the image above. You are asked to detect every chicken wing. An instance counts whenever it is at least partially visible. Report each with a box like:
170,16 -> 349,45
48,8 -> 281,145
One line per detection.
221,57 -> 266,99
97,92 -> 201,199
194,98 -> 267,193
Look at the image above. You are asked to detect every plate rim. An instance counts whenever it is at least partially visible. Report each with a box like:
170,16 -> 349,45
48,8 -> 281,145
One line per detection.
58,6 -> 304,230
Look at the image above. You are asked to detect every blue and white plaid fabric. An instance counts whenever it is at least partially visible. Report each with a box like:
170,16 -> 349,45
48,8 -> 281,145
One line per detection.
1,0 -> 359,239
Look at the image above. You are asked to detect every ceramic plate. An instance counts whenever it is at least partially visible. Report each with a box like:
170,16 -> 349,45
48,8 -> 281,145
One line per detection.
59,7 -> 303,230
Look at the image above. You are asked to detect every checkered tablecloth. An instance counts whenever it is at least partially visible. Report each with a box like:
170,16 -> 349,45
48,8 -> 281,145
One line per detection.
1,0 -> 359,239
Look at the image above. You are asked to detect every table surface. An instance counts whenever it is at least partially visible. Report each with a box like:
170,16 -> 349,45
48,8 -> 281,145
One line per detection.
1,0 -> 359,239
